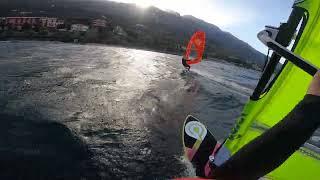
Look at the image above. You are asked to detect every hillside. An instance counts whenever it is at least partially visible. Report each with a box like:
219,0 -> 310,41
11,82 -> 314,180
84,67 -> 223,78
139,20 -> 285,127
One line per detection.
0,0 -> 266,68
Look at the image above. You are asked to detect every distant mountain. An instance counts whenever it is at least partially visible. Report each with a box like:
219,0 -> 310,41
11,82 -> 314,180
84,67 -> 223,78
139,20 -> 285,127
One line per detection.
0,0 -> 266,68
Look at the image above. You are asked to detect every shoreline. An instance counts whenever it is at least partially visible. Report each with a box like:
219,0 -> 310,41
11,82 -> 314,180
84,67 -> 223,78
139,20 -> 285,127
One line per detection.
0,38 -> 261,71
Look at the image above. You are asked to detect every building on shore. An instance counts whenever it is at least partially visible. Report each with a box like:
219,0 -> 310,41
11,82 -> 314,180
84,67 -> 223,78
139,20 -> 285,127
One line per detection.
70,24 -> 89,32
41,17 -> 57,28
4,17 -> 64,30
0,17 -> 5,30
91,19 -> 112,32
135,24 -> 147,33
92,19 -> 107,28
113,25 -> 127,36
56,20 -> 65,26
5,17 -> 41,30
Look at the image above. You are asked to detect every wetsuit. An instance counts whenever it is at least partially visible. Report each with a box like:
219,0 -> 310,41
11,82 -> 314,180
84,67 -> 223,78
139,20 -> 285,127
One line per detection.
212,94 -> 320,180
182,58 -> 191,70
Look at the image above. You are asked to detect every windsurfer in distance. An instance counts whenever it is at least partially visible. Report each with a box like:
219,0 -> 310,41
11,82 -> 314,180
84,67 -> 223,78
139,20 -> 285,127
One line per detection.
182,55 -> 191,71
210,71 -> 320,180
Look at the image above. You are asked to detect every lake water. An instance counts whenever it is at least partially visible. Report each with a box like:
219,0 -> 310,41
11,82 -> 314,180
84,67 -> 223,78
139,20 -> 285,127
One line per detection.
0,41 -> 260,179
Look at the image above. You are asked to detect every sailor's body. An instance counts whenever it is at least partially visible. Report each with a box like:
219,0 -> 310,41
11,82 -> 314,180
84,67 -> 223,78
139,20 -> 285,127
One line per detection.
210,71 -> 320,180
182,56 -> 191,71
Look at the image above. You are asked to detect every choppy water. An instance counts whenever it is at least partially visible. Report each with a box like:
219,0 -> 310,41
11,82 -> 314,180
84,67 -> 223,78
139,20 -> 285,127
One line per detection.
0,41 -> 260,179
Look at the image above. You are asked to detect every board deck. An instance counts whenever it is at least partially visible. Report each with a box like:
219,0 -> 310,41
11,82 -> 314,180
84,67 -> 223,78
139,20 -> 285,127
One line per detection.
182,115 -> 230,178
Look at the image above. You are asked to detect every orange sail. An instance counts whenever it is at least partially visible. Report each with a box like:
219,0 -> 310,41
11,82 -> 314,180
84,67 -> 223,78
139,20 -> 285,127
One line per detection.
185,31 -> 206,65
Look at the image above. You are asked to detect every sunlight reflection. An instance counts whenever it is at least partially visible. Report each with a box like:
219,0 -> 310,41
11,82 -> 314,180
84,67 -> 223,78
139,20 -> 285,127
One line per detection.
134,0 -> 153,8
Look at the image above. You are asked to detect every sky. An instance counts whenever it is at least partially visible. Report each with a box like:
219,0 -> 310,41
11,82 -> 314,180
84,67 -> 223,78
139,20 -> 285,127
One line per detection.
110,0 -> 294,53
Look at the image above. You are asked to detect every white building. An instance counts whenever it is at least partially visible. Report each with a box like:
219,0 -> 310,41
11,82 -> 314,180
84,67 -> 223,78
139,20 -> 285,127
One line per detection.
56,20 -> 65,26
113,25 -> 127,36
41,17 -> 58,28
71,24 -> 89,32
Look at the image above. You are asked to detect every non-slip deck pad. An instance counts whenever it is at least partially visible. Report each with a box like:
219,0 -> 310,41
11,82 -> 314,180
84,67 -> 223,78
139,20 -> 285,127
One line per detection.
183,115 -> 218,177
